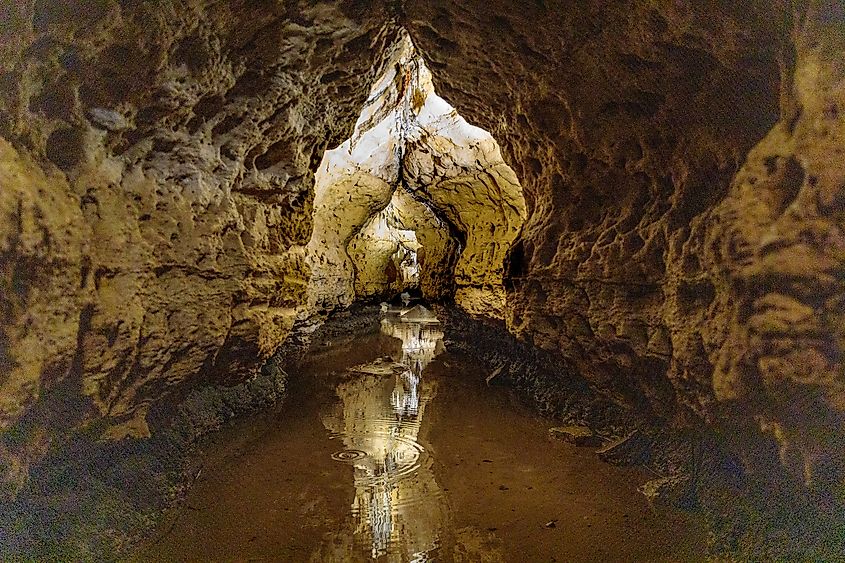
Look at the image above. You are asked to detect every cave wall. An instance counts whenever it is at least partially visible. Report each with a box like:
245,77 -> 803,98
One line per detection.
348,190 -> 456,300
0,0 -> 400,495
304,42 -> 406,314
348,203 -> 422,298
402,96 -> 527,318
403,0 -> 845,502
389,189 -> 460,301
1,0 -> 843,517
306,167 -> 395,313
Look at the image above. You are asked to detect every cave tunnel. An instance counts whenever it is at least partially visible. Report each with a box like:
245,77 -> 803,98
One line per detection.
307,35 -> 526,319
1,1 -> 845,561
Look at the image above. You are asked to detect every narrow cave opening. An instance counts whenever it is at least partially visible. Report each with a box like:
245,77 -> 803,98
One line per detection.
348,198 -> 426,298
306,34 -> 526,319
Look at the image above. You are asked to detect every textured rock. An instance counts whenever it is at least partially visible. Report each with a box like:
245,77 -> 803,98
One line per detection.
347,190 -> 455,300
305,36 -> 526,318
596,431 -> 654,467
548,425 -> 602,447
701,8 -> 845,502
402,0 -> 845,508
0,0 -> 400,496
0,0 -> 843,545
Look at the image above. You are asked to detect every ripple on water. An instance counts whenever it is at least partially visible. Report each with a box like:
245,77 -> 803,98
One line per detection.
328,428 -> 428,486
330,449 -> 368,462
317,308 -> 447,560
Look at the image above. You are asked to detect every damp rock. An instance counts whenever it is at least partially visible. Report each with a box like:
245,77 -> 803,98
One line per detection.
549,426 -> 602,447
348,357 -> 406,376
400,304 -> 440,324
639,474 -> 696,508
596,430 -> 653,466
486,365 -> 504,386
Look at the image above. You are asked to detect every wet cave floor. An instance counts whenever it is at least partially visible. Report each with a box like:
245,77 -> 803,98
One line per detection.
138,308 -> 706,562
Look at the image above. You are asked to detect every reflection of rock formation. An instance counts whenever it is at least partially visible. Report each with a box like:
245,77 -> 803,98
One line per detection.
382,314 -> 445,376
316,311 -> 447,561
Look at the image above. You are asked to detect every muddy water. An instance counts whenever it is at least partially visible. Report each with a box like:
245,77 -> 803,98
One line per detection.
140,309 -> 705,562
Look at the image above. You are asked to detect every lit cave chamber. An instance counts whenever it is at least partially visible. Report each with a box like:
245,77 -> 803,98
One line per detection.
306,36 -> 526,319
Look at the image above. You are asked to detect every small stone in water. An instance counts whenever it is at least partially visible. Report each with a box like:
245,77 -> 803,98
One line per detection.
486,365 -> 504,385
549,425 -> 602,447
545,520 -> 557,528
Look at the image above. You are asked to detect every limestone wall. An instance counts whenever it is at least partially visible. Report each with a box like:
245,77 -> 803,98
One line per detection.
0,0 -> 399,494
306,36 -> 525,318
404,0 -> 845,507
2,0 -> 844,521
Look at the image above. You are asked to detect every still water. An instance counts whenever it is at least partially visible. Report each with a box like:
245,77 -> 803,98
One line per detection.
318,307 -> 446,561
140,308 -> 704,562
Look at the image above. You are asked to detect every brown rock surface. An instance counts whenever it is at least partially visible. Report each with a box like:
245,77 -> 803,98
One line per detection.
0,0 -> 399,491
402,0 -> 844,506
0,0 -> 844,547
305,37 -> 525,317
548,425 -> 602,447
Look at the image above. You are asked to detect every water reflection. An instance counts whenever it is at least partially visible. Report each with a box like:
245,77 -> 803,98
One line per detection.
315,307 -> 447,562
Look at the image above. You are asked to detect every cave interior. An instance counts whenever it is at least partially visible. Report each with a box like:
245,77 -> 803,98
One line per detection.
0,0 -> 844,560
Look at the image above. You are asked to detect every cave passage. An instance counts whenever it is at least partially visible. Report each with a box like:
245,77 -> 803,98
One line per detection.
305,35 -> 526,319
141,307 -> 705,561
4,2 -> 844,560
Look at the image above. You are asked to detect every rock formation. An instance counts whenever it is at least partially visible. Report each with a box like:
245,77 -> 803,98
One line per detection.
404,0 -> 845,512
0,0 -> 400,494
1,0 -> 844,554
305,35 -> 525,318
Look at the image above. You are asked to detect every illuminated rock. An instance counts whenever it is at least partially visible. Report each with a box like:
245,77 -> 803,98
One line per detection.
305,35 -> 526,318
